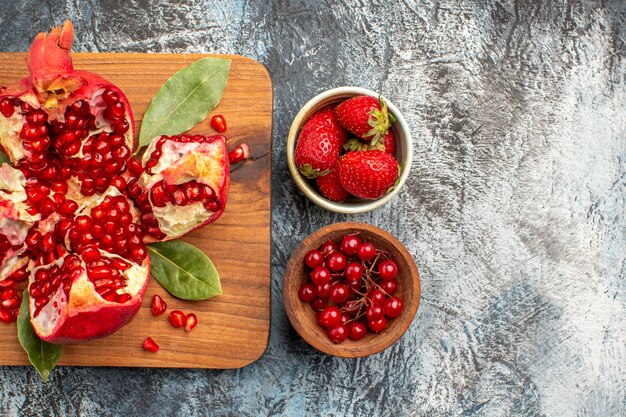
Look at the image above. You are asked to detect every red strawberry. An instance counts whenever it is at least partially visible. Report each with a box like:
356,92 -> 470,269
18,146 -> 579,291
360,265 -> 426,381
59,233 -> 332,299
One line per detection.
295,108 -> 347,178
343,130 -> 396,156
316,166 -> 351,202
382,130 -> 396,156
334,95 -> 396,145
338,150 -> 399,200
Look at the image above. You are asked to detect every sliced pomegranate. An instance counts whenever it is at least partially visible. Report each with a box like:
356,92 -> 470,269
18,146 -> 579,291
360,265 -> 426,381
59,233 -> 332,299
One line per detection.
129,134 -> 230,242
29,250 -> 148,343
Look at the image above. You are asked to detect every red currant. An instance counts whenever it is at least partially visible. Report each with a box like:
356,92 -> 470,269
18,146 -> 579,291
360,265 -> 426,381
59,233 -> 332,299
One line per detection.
315,282 -> 331,298
357,242 -> 376,262
310,298 -> 328,311
378,259 -> 398,280
344,262 -> 363,282
347,280 -> 363,294
319,240 -> 337,254
304,249 -> 323,269
340,234 -> 361,256
327,323 -> 348,343
367,288 -> 386,305
347,321 -> 367,340
340,312 -> 351,324
298,283 -> 316,302
368,317 -> 387,333
327,251 -> 347,272
318,306 -> 341,328
329,283 -> 349,303
381,279 -> 397,295
310,266 -> 330,285
366,304 -> 384,321
384,297 -> 403,318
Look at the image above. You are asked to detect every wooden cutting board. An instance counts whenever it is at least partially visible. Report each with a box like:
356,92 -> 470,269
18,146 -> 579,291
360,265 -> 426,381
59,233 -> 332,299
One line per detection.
0,53 -> 272,369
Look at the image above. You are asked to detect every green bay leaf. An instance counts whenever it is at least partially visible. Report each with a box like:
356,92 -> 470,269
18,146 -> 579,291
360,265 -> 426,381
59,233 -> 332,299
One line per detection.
148,240 -> 222,300
17,291 -> 63,382
0,150 -> 10,165
138,57 -> 231,148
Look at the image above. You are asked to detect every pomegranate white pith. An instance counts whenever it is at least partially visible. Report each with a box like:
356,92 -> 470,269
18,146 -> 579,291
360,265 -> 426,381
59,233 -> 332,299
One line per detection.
0,165 -> 38,277
133,134 -> 230,241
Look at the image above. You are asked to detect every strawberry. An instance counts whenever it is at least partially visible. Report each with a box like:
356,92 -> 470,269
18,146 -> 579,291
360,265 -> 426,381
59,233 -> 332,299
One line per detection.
295,108 -> 347,178
338,150 -> 399,200
316,165 -> 351,202
334,95 -> 396,145
343,129 -> 396,156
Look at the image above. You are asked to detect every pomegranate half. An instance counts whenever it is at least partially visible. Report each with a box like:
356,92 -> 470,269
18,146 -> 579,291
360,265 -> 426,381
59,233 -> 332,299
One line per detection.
0,21 -> 148,343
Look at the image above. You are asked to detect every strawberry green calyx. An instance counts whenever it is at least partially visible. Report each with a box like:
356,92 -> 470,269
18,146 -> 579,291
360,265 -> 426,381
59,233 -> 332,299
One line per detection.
298,164 -> 330,179
365,97 -> 395,146
344,138 -> 386,153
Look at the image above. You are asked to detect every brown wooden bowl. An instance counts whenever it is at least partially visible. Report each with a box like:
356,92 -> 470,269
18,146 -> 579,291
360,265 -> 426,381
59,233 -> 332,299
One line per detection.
282,222 -> 421,357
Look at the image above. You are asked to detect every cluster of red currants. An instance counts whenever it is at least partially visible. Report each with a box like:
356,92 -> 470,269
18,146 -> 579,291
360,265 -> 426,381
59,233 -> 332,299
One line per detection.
298,233 -> 403,343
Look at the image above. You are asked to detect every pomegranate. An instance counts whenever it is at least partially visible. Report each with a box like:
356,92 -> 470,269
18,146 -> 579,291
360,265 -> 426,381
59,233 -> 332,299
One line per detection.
0,21 -> 148,344
128,134 -> 230,241
0,21 -> 234,345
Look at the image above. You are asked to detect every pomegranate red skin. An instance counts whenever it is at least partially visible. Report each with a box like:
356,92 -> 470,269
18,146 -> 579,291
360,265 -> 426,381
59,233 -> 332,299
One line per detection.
37,290 -> 145,344
30,260 -> 149,344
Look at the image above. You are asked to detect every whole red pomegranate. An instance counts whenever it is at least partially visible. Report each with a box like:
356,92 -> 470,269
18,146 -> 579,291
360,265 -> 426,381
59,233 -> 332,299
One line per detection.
0,21 -> 148,343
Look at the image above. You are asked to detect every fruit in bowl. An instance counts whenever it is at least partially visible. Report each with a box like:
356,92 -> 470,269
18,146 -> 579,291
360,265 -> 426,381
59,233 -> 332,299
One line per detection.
282,222 -> 420,357
287,87 -> 412,214
294,95 -> 400,202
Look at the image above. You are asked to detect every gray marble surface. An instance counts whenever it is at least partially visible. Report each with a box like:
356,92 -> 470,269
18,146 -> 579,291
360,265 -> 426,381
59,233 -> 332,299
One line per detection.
0,1 -> 624,416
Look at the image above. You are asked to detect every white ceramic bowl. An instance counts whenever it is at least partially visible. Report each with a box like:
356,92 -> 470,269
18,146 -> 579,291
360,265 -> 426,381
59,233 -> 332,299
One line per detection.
287,86 -> 412,214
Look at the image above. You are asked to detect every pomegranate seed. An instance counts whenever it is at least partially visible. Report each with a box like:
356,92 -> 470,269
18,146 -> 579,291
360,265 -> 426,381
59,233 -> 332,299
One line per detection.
151,294 -> 167,316
82,246 -> 101,262
0,97 -> 14,117
102,89 -> 119,105
210,114 -> 227,132
169,310 -> 185,328
0,310 -> 13,323
143,337 -> 159,353
127,157 -> 144,176
228,143 -> 250,164
113,120 -> 129,134
58,200 -> 79,215
184,313 -> 198,332
0,289 -> 17,300
25,109 -> 47,125
0,279 -> 14,289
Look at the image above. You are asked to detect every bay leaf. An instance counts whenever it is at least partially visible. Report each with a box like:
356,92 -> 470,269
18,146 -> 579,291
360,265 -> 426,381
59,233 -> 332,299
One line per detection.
148,240 -> 222,300
17,291 -> 63,382
0,150 -> 9,165
138,57 -> 231,148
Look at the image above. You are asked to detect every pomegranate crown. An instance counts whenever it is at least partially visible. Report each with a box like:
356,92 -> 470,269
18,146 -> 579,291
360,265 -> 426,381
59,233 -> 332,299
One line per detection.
26,20 -> 83,98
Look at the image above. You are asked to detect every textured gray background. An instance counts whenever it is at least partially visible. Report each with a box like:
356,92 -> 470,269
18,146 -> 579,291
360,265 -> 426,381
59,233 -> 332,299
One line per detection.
0,1 -> 624,416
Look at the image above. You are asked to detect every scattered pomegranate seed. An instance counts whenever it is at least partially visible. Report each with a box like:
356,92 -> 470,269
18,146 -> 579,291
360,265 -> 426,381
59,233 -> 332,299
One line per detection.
169,310 -> 185,328
210,114 -> 227,133
143,337 -> 159,353
228,143 -> 250,164
184,313 -> 198,332
151,294 -> 167,316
